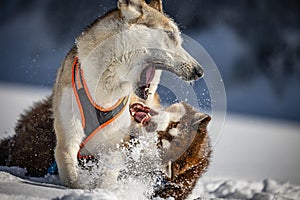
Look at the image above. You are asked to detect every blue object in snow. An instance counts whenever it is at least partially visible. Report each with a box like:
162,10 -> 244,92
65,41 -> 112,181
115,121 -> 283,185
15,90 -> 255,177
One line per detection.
47,161 -> 58,175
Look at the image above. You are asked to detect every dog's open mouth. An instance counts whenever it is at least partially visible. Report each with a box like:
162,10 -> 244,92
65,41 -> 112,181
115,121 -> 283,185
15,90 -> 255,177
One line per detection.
131,66 -> 158,126
135,66 -> 156,100
129,103 -> 157,126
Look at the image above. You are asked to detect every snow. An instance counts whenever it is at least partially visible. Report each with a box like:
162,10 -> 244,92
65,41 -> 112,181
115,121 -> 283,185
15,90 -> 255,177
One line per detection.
0,83 -> 51,136
1,171 -> 300,200
1,83 -> 300,199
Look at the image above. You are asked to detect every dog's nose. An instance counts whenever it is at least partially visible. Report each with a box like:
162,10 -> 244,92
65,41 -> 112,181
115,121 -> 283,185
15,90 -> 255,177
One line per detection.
192,64 -> 204,80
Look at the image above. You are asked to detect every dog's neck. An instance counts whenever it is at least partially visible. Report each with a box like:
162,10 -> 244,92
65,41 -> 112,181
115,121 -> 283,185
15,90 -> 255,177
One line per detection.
75,56 -> 131,109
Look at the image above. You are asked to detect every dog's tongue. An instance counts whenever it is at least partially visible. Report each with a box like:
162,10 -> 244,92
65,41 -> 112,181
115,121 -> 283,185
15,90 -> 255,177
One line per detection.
145,66 -> 155,86
130,103 -> 158,126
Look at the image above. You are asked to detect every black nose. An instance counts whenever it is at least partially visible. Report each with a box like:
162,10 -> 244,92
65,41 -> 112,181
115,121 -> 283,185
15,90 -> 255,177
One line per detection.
192,64 -> 204,80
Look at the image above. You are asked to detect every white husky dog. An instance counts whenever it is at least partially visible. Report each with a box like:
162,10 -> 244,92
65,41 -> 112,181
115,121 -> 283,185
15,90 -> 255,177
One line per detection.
52,0 -> 203,189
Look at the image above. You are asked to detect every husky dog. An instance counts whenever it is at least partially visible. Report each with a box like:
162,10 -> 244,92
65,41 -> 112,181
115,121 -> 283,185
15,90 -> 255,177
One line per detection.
52,0 -> 203,189
0,0 -> 211,198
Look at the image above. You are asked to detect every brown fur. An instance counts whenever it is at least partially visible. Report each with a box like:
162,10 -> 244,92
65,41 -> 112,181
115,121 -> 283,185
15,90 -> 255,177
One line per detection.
0,96 -> 56,176
154,103 -> 211,200
0,138 -> 10,166
0,1 -> 209,198
0,99 -> 211,200
149,0 -> 163,12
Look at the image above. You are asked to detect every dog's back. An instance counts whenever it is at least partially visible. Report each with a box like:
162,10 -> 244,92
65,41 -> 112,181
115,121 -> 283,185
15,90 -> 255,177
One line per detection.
0,96 -> 55,176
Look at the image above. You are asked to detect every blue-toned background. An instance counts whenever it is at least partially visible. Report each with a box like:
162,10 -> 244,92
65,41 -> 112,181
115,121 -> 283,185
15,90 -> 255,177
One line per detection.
0,0 -> 299,122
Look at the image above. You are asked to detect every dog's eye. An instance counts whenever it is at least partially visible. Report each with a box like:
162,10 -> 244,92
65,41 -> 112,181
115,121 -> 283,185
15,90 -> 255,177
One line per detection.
168,122 -> 179,129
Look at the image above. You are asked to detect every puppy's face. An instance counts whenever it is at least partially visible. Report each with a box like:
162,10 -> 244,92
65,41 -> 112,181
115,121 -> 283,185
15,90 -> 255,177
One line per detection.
155,102 -> 211,179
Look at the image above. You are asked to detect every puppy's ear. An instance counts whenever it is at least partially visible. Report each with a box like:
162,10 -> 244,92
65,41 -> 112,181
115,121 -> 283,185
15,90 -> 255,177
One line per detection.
193,113 -> 211,129
149,0 -> 163,12
118,0 -> 145,21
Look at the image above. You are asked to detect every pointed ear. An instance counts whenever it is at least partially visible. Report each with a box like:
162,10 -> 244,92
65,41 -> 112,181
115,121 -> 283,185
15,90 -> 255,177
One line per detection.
149,0 -> 163,12
118,0 -> 145,21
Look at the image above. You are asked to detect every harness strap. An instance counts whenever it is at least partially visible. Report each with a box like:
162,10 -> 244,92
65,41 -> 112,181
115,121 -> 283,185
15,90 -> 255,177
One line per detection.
71,57 -> 129,159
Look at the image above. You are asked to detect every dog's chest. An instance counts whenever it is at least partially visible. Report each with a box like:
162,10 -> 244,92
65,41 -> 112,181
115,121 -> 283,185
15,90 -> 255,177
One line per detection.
79,109 -> 132,157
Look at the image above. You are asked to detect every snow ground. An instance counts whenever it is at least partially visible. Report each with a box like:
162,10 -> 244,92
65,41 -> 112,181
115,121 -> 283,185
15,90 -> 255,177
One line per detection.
1,83 -> 300,199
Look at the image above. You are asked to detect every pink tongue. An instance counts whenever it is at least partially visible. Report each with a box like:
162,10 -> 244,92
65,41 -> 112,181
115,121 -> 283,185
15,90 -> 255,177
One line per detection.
145,66 -> 155,85
130,103 -> 157,126
134,112 -> 151,125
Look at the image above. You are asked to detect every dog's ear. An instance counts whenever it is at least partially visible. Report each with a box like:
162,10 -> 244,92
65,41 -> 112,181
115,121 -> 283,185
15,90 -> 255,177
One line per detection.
118,0 -> 145,21
149,0 -> 163,12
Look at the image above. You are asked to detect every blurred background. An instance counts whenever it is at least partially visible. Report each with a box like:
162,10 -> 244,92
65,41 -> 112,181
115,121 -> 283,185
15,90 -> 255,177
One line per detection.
0,0 -> 299,122
1,0 -> 300,186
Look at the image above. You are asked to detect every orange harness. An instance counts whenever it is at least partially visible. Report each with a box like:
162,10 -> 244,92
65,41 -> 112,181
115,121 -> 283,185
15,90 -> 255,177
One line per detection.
71,57 -> 129,159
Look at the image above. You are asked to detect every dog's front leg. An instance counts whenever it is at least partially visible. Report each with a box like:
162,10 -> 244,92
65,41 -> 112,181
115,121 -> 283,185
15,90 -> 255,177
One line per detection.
53,89 -> 83,188
55,139 -> 80,188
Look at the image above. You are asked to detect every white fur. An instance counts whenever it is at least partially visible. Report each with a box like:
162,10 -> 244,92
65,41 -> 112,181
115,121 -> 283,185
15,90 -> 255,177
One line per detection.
167,103 -> 186,122
53,0 -> 202,189
78,25 -> 200,109
164,161 -> 173,179
169,128 -> 179,137
161,139 -> 171,149
151,111 -> 171,131
54,87 -> 84,188
118,0 -> 143,21
146,70 -> 162,108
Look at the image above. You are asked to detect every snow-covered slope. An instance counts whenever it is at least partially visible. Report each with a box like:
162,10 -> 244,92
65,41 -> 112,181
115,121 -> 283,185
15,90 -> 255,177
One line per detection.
206,114 -> 300,184
1,83 -> 300,199
1,170 -> 300,200
0,83 -> 51,137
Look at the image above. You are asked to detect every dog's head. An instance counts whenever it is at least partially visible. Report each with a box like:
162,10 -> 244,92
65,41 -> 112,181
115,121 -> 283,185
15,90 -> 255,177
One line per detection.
76,0 -> 203,100
117,0 -> 204,100
128,101 -> 211,180
155,102 -> 211,180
